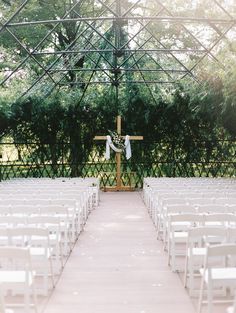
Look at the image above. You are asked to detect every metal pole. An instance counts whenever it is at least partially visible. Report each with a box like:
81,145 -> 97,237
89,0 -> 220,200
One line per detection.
6,16 -> 236,27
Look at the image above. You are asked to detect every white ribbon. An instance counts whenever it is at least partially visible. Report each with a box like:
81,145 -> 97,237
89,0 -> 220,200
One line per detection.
105,135 -> 132,160
124,135 -> 131,160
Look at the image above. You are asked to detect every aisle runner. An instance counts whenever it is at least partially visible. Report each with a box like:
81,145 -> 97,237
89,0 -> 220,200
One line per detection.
43,192 -> 194,313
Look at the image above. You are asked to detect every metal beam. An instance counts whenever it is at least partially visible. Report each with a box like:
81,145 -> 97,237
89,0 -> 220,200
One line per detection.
31,48 -> 207,55
58,80 -> 178,85
48,68 -> 188,73
6,16 -> 236,27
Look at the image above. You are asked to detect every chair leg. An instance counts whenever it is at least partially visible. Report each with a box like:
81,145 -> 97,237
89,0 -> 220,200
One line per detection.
171,241 -> 176,272
156,217 -> 161,239
183,255 -> 188,288
24,286 -> 30,313
43,265 -> 49,296
167,239 -> 171,266
207,282 -> 213,313
49,257 -> 55,288
189,260 -> 194,296
198,277 -> 205,313
32,282 -> 38,313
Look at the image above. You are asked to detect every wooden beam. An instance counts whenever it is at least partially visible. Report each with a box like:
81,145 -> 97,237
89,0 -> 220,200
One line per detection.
117,115 -> 121,135
94,135 -> 143,140
94,136 -> 107,140
116,152 -> 121,188
129,136 -> 143,140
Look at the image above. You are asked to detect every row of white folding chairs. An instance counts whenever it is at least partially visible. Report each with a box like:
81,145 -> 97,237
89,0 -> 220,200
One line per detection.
152,197 -> 236,226
0,190 -> 93,226
183,226 -> 236,296
164,240 -> 236,313
152,194 -> 236,219
0,202 -> 81,241
143,178 -> 236,200
0,193 -> 97,248
146,190 -> 236,217
156,204 -> 236,242
0,188 -> 93,211
1,177 -> 99,187
157,221 -> 236,313
0,178 -> 99,207
0,227 -> 55,296
0,196 -> 89,230
0,201 -> 95,256
145,191 -> 236,215
0,210 -> 77,257
0,216 -> 65,270
144,185 -> 236,200
166,214 -> 236,271
144,177 -> 235,188
144,179 -> 236,312
144,184 -> 236,192
1,186 -> 97,212
146,191 -> 236,206
144,178 -> 236,187
2,176 -> 100,188
0,188 -> 98,211
143,177 -> 236,186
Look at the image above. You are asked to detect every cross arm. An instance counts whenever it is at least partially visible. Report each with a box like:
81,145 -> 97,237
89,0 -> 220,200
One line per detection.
94,135 -> 143,140
128,136 -> 143,140
94,136 -> 107,140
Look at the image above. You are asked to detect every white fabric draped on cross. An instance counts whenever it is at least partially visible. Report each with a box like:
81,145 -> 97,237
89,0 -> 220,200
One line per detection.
105,135 -> 131,160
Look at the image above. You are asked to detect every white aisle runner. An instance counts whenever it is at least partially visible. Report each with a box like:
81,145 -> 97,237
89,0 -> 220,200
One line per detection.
43,192 -> 195,313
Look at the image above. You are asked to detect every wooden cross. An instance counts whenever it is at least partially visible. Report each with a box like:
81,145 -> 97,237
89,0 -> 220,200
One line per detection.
94,115 -> 143,191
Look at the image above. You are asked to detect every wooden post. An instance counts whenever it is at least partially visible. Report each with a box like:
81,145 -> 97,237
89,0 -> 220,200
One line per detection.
116,116 -> 122,188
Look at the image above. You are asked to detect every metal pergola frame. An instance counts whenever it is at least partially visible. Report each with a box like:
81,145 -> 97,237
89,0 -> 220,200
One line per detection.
0,0 -> 235,108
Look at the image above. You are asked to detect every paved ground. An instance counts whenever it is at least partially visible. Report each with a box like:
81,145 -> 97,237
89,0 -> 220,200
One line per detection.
42,191 -> 195,313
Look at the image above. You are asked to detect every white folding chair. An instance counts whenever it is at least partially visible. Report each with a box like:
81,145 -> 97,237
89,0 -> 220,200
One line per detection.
197,205 -> 227,214
188,198 -> 215,206
0,228 -> 9,246
0,246 -> 38,313
39,205 -> 73,254
156,199 -> 189,239
198,243 -> 236,313
0,216 -> 27,228
184,226 -> 228,296
8,227 -> 55,296
167,213 -> 204,272
203,213 -> 235,227
27,216 -> 64,272
227,290 -> 236,313
10,205 -> 40,216
162,204 -> 197,248
0,282 -> 14,313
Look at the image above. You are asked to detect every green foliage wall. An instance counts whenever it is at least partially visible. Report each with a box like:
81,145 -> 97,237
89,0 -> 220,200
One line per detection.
0,0 -> 235,180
